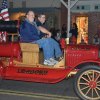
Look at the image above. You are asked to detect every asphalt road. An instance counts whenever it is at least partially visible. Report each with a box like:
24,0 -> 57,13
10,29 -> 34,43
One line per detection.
0,77 -> 80,100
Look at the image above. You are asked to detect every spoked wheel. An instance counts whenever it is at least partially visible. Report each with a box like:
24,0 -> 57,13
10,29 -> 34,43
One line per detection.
74,65 -> 100,100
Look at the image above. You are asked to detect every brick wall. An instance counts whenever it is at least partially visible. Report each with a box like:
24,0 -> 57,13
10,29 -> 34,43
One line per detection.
88,12 -> 100,44
70,12 -> 100,44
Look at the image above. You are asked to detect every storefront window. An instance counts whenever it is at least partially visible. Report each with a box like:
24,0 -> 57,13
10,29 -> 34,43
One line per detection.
76,17 -> 88,44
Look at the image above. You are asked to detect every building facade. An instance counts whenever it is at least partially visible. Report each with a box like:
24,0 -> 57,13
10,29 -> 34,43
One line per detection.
0,0 -> 100,43
70,0 -> 100,44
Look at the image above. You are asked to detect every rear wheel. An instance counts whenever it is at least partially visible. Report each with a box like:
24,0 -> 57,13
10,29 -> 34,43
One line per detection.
74,65 -> 100,100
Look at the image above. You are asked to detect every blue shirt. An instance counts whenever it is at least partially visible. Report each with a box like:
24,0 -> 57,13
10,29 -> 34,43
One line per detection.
19,19 -> 40,42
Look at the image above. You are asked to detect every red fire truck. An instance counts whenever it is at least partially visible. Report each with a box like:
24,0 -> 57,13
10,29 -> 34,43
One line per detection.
0,21 -> 100,100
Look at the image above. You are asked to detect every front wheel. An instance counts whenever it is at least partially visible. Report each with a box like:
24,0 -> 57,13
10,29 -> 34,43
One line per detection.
74,65 -> 100,100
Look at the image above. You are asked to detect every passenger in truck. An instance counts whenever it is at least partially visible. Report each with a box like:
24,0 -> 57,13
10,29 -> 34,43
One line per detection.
19,10 -> 63,66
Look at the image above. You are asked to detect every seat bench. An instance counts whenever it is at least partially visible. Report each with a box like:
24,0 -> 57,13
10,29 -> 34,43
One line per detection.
20,43 -> 39,65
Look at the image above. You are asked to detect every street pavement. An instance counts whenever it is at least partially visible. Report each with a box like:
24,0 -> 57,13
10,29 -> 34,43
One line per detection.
0,77 -> 80,100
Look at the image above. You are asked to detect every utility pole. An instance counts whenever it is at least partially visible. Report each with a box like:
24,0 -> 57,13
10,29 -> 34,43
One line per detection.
60,0 -> 79,44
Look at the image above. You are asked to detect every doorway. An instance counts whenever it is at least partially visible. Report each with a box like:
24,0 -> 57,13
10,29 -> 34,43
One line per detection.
76,17 -> 88,44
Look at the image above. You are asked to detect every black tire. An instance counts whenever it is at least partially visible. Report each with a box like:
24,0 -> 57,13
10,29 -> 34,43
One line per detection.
74,65 -> 100,100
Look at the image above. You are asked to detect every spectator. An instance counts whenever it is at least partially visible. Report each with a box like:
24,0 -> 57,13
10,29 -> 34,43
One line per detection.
70,23 -> 78,39
70,23 -> 78,44
93,34 -> 99,45
50,27 -> 56,39
96,24 -> 100,44
61,24 -> 67,38
55,29 -> 61,42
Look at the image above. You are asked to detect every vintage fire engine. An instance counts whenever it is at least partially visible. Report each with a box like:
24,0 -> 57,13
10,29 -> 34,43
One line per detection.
0,21 -> 100,100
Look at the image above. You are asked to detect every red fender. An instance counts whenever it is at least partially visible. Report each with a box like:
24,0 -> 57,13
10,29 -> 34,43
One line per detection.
0,42 -> 21,60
